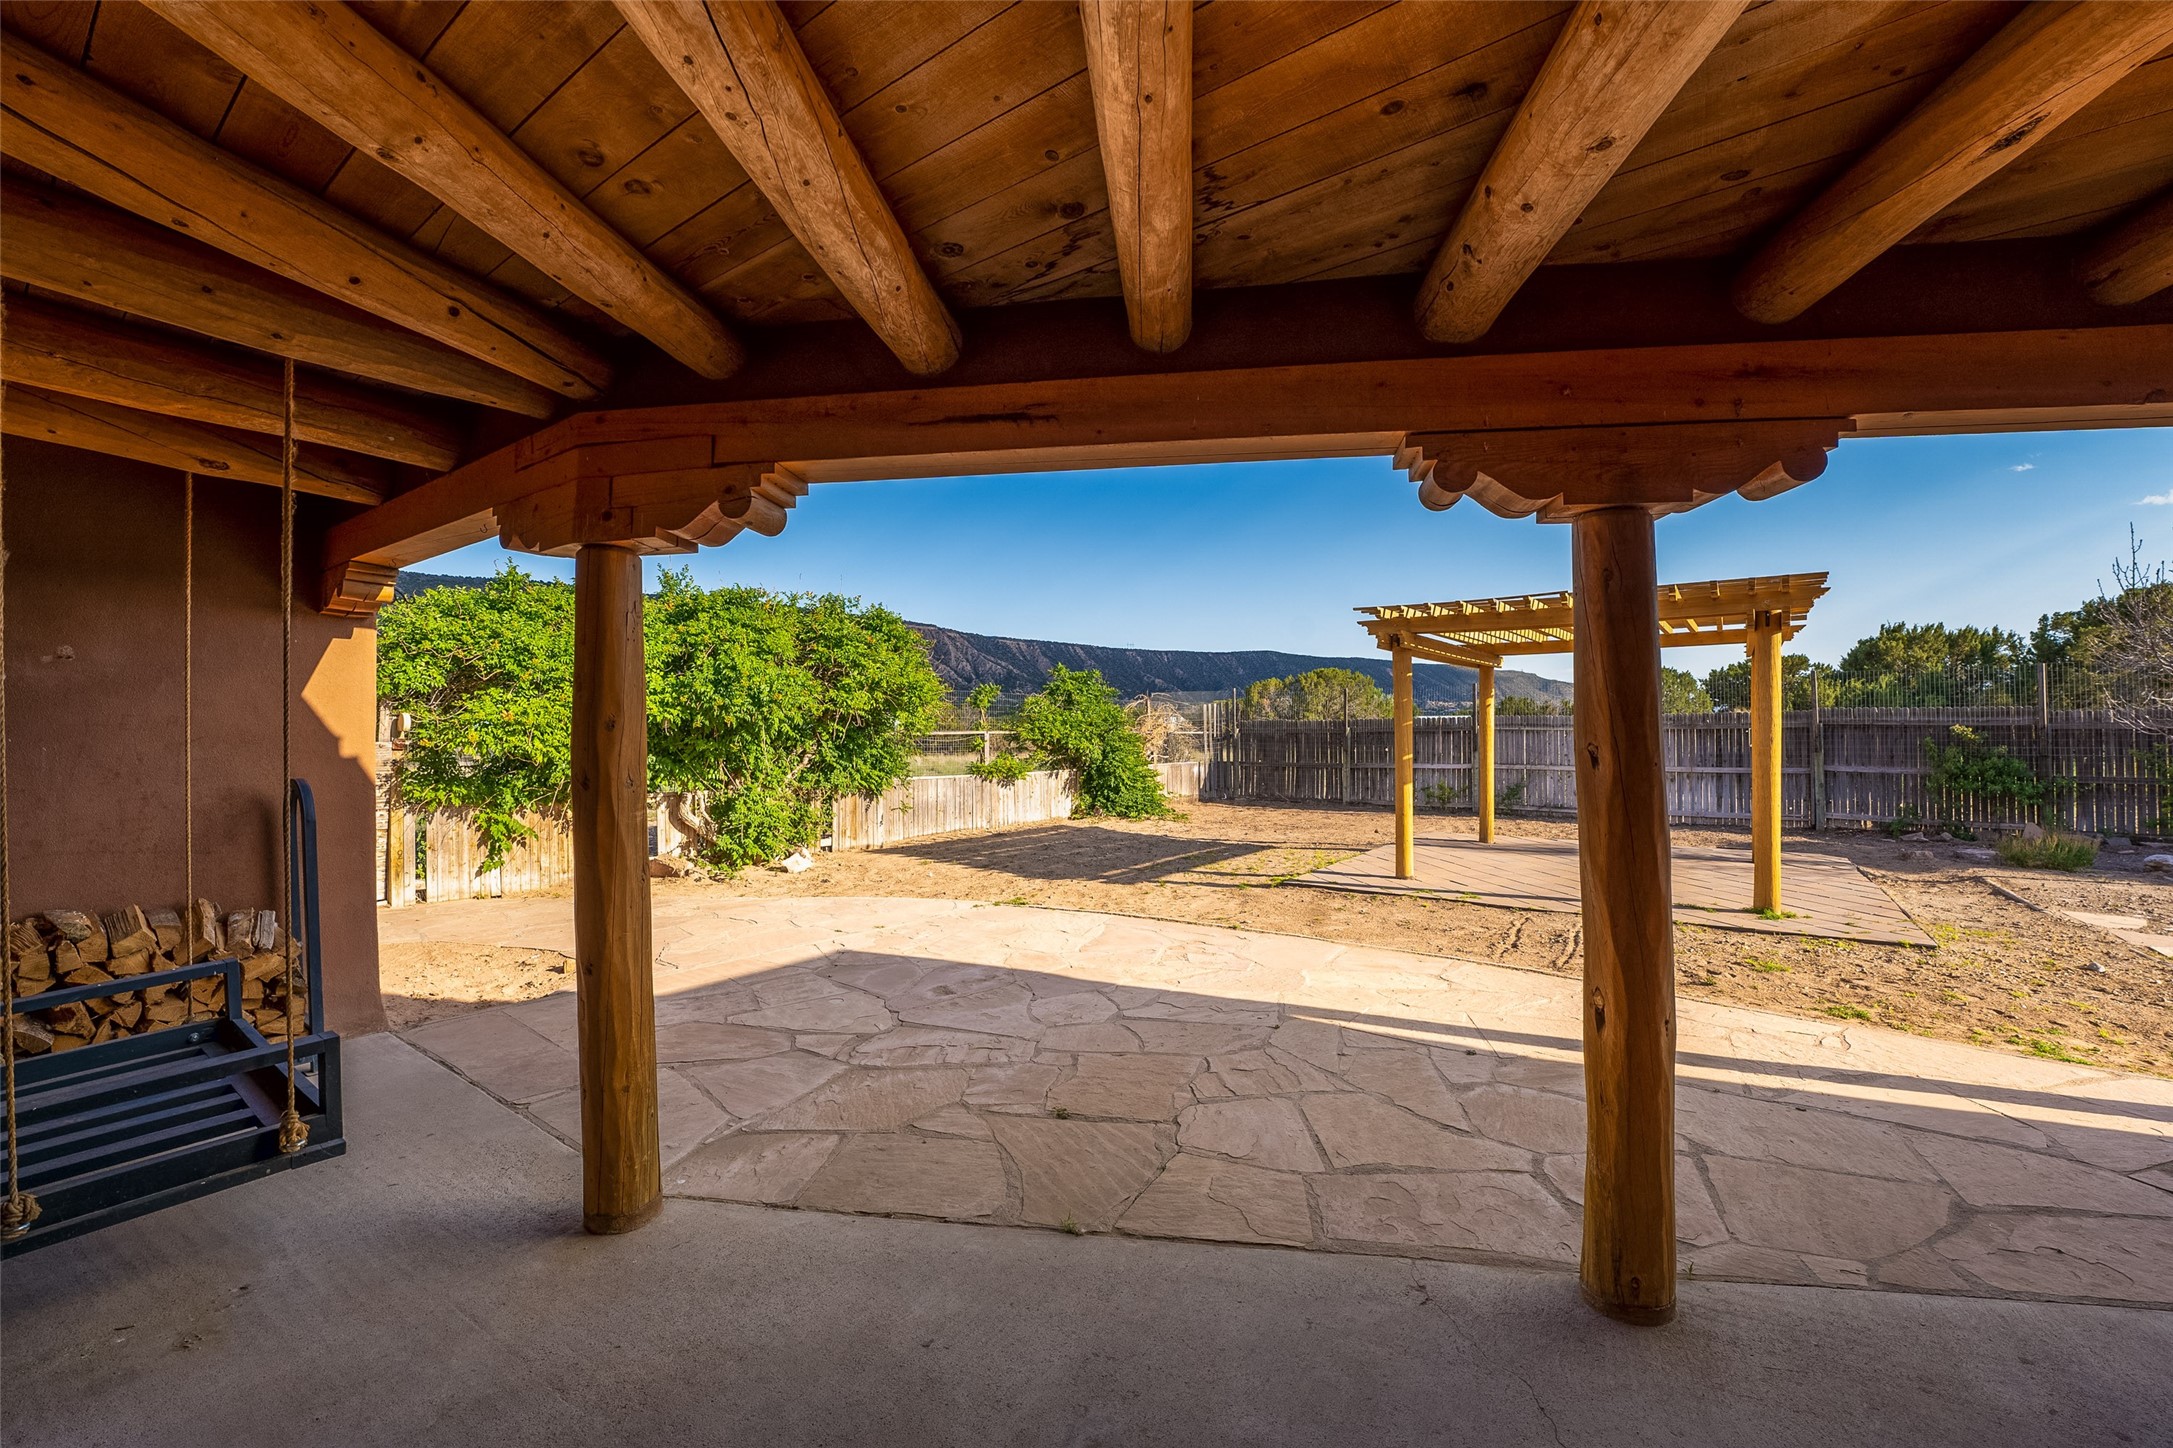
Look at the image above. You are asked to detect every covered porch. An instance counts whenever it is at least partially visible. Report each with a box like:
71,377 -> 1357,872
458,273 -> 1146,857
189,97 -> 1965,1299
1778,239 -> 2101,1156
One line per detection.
5,0 -> 2173,1400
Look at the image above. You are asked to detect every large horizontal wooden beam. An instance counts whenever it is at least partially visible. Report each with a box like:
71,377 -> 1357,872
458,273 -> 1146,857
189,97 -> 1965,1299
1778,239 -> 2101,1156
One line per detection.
2,296 -> 461,471
1080,0 -> 1194,354
2080,190 -> 2173,308
1,177 -> 559,417
0,31 -> 603,410
1416,1 -> 1746,344
1733,2 -> 2173,324
143,0 -> 743,379
325,321 -> 2172,574
3,383 -> 387,503
616,0 -> 959,376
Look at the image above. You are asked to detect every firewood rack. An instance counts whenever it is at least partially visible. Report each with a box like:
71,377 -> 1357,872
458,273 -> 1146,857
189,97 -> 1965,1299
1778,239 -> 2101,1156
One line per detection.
0,780 -> 345,1256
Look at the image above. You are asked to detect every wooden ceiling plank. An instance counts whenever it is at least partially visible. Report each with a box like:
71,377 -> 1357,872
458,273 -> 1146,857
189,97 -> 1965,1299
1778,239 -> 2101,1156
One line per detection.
1415,0 -> 1749,343
81,0 -> 244,138
790,0 -> 1011,115
2,294 -> 462,469
1733,3 -> 2173,323
2,381 -> 388,502
0,31 -> 609,404
1,176 -> 560,416
2081,188 -> 2173,305
583,112 -> 756,250
1080,0 -> 1192,352
615,0 -> 960,375
143,0 -> 745,377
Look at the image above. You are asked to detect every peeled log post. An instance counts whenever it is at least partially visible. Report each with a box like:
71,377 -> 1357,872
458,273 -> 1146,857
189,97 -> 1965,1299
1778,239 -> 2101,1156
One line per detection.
1476,663 -> 1497,844
572,544 -> 661,1234
1570,507 -> 1676,1324
1393,646 -> 1415,879
1749,623 -> 1783,914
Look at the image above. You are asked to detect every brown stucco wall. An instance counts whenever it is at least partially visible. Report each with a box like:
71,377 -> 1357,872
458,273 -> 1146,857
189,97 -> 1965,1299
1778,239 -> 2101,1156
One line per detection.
4,437 -> 386,1033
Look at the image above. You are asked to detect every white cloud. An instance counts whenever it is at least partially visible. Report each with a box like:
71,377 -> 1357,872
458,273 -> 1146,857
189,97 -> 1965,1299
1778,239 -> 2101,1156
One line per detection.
2140,491 -> 2173,506
2009,463 -> 2035,472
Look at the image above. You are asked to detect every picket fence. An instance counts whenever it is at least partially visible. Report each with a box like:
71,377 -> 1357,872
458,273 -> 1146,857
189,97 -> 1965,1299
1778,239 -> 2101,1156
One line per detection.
378,762 -> 1208,902
1206,710 -> 2171,834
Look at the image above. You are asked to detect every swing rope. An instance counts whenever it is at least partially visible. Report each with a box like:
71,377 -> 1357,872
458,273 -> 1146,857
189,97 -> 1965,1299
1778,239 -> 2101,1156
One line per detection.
1,395 -> 39,1240
277,360 -> 307,1156
182,473 -> 198,1022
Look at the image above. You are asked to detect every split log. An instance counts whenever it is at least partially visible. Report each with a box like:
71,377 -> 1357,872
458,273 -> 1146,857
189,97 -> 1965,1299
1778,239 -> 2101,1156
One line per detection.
10,1014 -> 54,1056
145,906 -> 183,955
187,899 -> 225,962
100,905 -> 155,958
107,948 -> 154,977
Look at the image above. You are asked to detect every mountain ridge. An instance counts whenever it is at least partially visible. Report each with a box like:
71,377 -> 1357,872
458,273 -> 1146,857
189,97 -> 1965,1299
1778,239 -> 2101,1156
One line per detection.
393,571 -> 1572,710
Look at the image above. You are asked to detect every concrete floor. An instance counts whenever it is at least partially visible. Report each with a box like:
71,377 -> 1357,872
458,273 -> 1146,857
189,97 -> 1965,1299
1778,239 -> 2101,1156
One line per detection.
5,1033 -> 2169,1448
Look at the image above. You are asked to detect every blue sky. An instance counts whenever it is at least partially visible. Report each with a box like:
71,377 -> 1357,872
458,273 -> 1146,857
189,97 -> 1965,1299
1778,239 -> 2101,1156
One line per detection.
426,426 -> 2173,684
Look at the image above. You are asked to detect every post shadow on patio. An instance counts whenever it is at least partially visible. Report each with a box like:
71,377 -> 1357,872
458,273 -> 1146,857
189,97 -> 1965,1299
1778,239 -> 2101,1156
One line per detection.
1359,572 -> 1830,914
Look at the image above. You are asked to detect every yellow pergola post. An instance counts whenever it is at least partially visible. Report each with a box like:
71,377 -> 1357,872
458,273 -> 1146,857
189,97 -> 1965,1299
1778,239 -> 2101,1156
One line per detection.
1476,662 -> 1497,843
1393,644 -> 1415,878
1748,619 -> 1783,914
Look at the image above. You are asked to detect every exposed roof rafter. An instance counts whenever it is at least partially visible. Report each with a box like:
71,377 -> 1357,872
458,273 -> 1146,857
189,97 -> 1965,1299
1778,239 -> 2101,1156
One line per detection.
142,0 -> 747,378
1733,2 -> 2173,324
1080,0 -> 1194,354
614,0 -> 961,376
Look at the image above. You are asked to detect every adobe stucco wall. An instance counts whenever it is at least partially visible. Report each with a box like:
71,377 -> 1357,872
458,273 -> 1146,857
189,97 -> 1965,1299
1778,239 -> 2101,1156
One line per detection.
4,438 -> 386,1033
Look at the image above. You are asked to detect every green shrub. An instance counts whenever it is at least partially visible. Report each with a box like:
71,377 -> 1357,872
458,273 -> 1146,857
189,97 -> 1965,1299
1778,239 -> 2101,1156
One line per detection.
1012,665 -> 1172,818
968,753 -> 1033,784
380,565 -> 944,870
1994,831 -> 2098,872
1925,725 -> 2046,807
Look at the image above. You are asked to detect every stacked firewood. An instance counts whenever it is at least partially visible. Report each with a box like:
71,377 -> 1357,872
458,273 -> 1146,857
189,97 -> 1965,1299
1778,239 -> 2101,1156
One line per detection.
6,902 -> 310,1055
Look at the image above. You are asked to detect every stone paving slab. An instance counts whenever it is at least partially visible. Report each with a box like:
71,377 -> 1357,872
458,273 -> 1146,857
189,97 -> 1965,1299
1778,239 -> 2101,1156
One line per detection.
392,895 -> 2173,1307
1292,835 -> 1934,946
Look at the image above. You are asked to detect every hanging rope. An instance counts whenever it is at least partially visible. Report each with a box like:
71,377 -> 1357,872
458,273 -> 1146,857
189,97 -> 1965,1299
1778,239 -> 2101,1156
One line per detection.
181,473 -> 197,1027
1,406 -> 40,1240
277,361 -> 307,1156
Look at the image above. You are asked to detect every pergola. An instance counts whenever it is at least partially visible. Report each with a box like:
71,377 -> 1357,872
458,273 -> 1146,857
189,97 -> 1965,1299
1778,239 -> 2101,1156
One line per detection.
1360,574 -> 1829,912
3,0 -> 2170,1326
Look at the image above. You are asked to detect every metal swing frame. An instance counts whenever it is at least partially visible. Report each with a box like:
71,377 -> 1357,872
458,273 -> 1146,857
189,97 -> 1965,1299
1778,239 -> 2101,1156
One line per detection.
0,779 -> 345,1257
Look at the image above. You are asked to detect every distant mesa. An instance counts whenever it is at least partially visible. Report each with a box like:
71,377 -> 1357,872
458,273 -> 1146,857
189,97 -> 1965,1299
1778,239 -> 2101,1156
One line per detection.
392,571 -> 1573,711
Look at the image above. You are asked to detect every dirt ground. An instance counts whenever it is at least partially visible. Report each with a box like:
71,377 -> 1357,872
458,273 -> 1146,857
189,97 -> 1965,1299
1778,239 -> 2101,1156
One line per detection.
379,802 -> 2173,1077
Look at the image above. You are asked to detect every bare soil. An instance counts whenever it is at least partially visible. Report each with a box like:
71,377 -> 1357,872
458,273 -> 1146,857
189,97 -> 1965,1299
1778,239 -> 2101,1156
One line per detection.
379,802 -> 2173,1076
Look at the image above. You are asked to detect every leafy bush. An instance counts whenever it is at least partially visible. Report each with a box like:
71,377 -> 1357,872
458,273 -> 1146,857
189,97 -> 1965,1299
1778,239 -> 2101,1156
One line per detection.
1924,725 -> 2046,806
1012,665 -> 1171,818
379,565 -> 944,870
1995,831 -> 2097,871
964,681 -> 1002,728
968,753 -> 1033,784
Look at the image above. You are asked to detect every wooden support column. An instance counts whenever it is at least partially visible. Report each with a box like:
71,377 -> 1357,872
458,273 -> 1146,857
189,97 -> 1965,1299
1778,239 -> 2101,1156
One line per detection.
1476,663 -> 1498,844
572,544 -> 661,1235
1570,506 -> 1676,1325
1749,621 -> 1783,914
1393,645 -> 1416,880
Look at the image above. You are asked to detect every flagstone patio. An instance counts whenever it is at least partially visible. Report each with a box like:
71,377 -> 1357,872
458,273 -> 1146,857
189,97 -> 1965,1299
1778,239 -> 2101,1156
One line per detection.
383,896 -> 2173,1306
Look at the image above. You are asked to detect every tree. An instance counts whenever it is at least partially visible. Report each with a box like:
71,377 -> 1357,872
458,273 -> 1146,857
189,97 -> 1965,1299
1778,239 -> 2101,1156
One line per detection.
1659,666 -> 1712,715
1837,621 -> 2027,676
379,566 -> 944,870
2071,528 -> 2173,725
1703,653 -> 1824,711
377,566 -> 575,863
965,682 -> 1002,729
1243,667 -> 1391,720
645,571 -> 945,868
1496,694 -> 1564,717
1012,665 -> 1171,817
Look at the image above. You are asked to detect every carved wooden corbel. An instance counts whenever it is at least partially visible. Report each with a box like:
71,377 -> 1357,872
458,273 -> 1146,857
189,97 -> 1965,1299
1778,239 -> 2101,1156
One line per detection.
1400,419 -> 1846,522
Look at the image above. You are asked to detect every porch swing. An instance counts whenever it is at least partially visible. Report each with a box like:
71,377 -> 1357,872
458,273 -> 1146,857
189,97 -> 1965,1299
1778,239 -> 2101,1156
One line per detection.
1,362 -> 346,1256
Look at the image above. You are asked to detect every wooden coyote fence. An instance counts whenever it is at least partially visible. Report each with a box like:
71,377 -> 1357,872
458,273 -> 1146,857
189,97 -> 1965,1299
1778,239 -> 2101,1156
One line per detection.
831,762 -> 1205,851
377,762 -> 1209,900
1205,710 -> 2172,835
